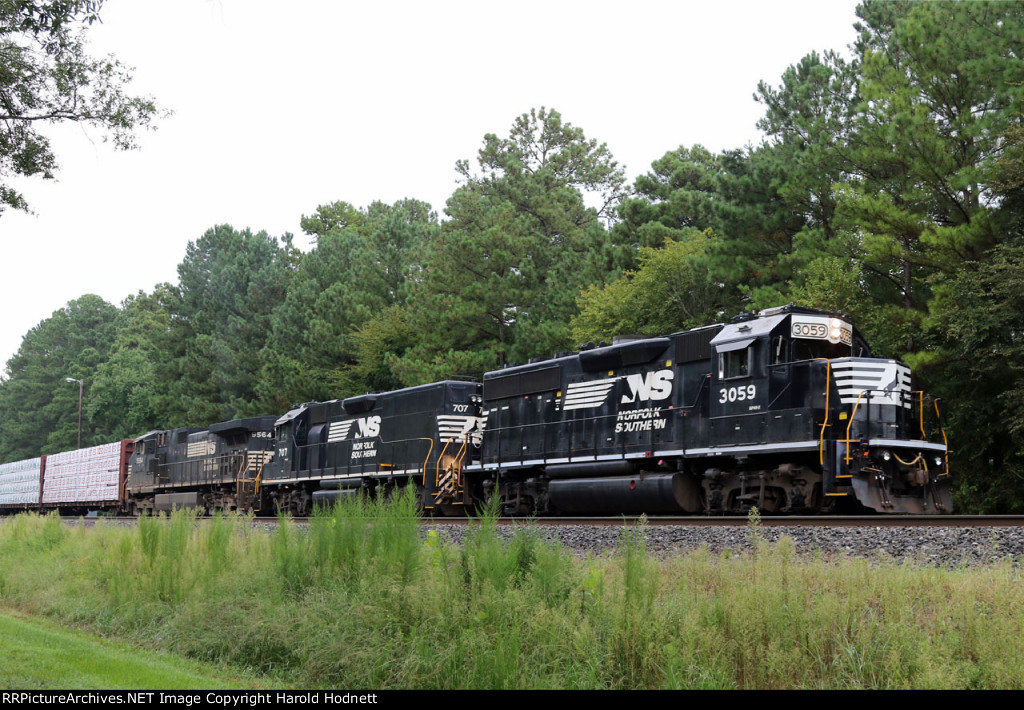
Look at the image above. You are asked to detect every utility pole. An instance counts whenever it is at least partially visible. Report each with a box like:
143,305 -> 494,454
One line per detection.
65,377 -> 83,448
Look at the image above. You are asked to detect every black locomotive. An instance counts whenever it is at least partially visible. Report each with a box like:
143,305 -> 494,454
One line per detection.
261,381 -> 481,516
471,305 -> 950,515
127,417 -> 277,514
0,306 -> 952,516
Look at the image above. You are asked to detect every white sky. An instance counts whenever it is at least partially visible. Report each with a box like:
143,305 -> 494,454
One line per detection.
0,0 -> 861,374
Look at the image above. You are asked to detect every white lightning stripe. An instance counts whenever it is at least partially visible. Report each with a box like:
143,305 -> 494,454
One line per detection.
835,378 -> 899,388
566,380 -> 619,391
562,378 -> 621,411
563,394 -> 611,404
564,387 -> 614,397
831,360 -> 912,409
327,421 -> 353,442
436,414 -> 487,444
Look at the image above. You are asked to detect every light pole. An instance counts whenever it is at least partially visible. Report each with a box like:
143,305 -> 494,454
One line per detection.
65,377 -> 83,449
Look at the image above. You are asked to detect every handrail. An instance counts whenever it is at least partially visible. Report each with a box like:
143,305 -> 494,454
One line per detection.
843,389 -> 869,464
254,460 -> 266,495
435,438 -> 453,487
684,374 -> 711,410
454,439 -> 468,474
767,363 -> 792,409
812,358 -> 832,466
233,454 -> 246,487
419,437 -> 435,487
934,399 -> 950,477
917,391 -> 927,440
452,440 -> 469,491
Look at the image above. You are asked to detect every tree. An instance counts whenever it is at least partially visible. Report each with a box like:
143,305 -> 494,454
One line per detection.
571,229 -> 737,343
461,106 -> 627,223
86,285 -> 184,439
707,146 -> 809,300
755,49 -> 859,243
397,108 -> 626,381
298,200 -> 366,243
173,225 -> 289,423
0,293 -> 118,461
0,0 -> 163,214
258,198 -> 437,407
613,144 -> 722,255
926,242 -> 1024,513
838,1 -> 1022,314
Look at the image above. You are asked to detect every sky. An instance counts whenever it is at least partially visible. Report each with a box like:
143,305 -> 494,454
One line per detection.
0,0 -> 862,374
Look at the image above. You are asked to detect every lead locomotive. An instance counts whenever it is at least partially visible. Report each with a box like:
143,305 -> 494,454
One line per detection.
470,305 -> 950,515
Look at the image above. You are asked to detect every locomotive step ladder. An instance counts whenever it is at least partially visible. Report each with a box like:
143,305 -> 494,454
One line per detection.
236,451 -> 271,511
432,438 -> 469,507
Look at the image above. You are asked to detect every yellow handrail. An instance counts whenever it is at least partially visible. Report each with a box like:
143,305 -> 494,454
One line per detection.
435,438 -> 454,485
917,391 -> 927,439
254,461 -> 265,495
233,455 -> 247,499
452,440 -> 469,488
843,389 -> 869,465
418,437 -> 434,487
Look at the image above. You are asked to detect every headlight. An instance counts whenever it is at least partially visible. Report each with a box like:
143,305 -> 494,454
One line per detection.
829,319 -> 842,339
934,456 -> 943,467
882,450 -> 892,461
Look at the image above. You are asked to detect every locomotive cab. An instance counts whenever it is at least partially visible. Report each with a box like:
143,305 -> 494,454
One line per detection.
703,309 -> 860,512
704,306 -> 950,514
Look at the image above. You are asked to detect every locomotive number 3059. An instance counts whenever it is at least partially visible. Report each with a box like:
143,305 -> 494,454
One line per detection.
719,385 -> 756,403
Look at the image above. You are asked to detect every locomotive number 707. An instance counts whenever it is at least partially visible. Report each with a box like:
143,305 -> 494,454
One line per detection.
719,385 -> 756,403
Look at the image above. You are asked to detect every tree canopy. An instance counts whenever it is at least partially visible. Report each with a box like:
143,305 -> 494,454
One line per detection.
0,0 -> 163,214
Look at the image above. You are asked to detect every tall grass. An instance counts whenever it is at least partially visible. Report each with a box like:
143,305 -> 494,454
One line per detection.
1,505 -> 1024,688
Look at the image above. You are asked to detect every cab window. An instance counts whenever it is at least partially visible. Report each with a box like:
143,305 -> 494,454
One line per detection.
719,346 -> 752,379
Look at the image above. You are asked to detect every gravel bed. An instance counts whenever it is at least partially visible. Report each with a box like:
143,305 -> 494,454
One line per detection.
424,522 -> 1024,567
57,516 -> 1024,567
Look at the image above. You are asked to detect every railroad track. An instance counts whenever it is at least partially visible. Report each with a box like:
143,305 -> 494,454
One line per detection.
64,514 -> 1024,528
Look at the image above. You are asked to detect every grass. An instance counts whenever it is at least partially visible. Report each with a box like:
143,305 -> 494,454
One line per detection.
1,500 -> 1023,689
0,611 -> 260,689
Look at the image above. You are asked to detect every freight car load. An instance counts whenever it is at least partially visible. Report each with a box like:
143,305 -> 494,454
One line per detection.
0,457 -> 42,508
0,441 -> 132,514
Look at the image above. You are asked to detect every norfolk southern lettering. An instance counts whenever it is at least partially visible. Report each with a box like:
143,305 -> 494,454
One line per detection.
615,407 -> 669,433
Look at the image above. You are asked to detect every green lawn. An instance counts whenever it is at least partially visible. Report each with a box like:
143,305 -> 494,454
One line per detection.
0,611 -> 263,689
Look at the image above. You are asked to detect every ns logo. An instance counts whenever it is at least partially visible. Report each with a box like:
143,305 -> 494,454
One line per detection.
621,369 -> 674,403
355,416 -> 381,438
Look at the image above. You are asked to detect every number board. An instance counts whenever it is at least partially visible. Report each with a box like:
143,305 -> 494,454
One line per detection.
791,315 -> 852,346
